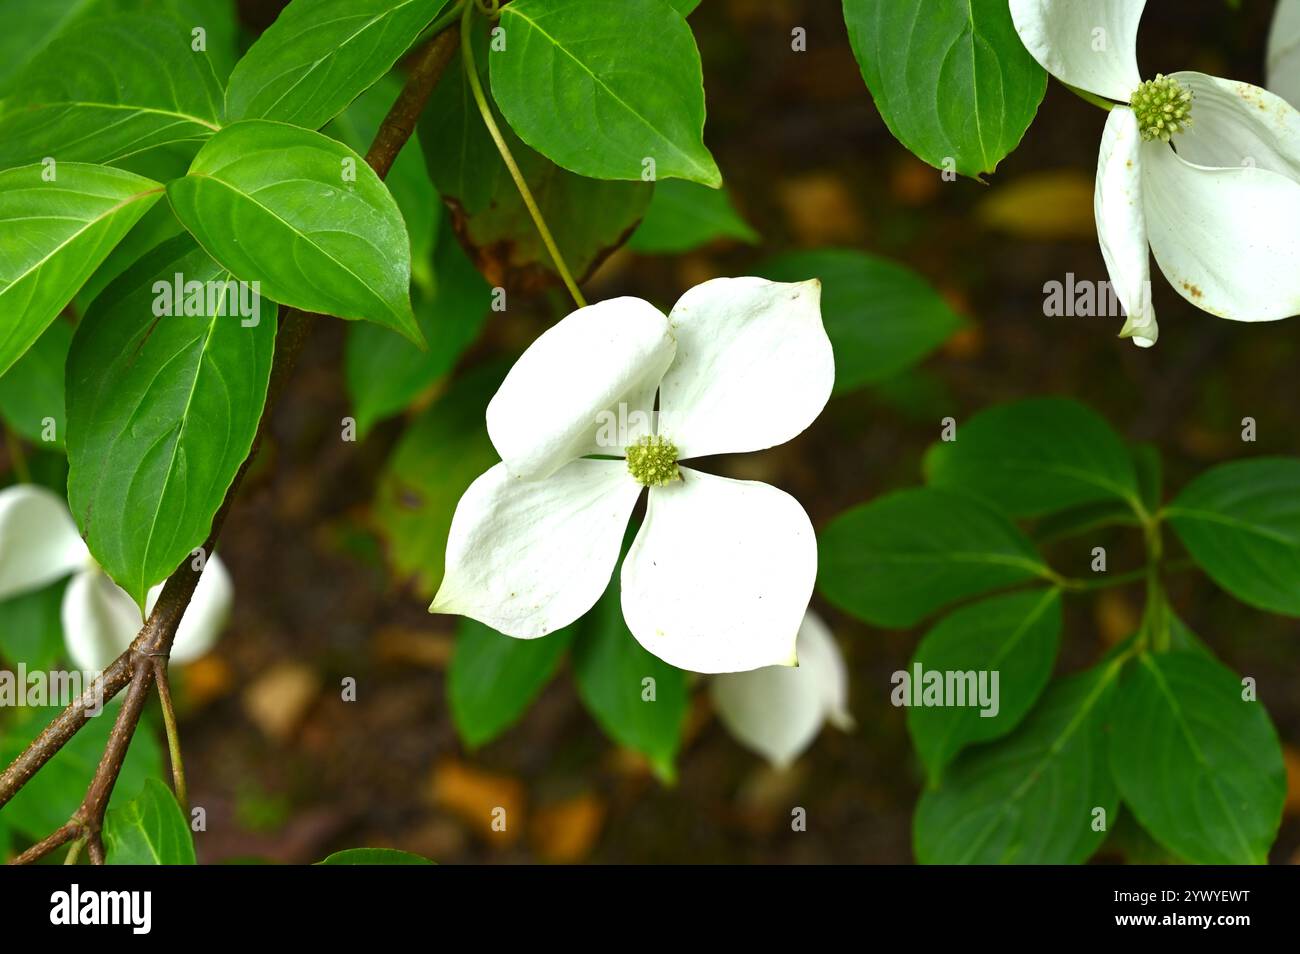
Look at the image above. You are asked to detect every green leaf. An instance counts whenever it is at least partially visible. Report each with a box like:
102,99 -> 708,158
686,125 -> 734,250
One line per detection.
66,236 -> 276,606
0,319 -> 71,449
0,14 -> 224,169
907,588 -> 1061,785
572,577 -> 687,783
449,618 -> 572,749
344,222 -> 490,438
627,179 -> 757,253
419,33 -> 651,291
759,249 -> 961,393
226,0 -> 451,131
1166,458 -> 1300,616
167,120 -> 420,343
0,2 -> 241,92
0,162 -> 162,376
372,363 -> 505,598
104,778 -> 196,864
0,704 -> 162,840
317,847 -> 435,865
925,398 -> 1142,518
842,0 -> 1046,179
914,659 -> 1122,864
818,487 -> 1051,628
327,74 -> 439,295
491,0 -> 720,186
0,579 -> 67,672
668,0 -> 701,13
74,200 -> 185,315
1110,651 -> 1285,865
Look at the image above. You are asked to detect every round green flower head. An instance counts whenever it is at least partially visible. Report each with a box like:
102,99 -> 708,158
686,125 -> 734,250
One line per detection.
626,434 -> 681,487
1130,74 -> 1193,143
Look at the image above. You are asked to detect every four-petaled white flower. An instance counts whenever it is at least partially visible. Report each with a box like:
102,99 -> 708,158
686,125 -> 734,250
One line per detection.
1270,0 -> 1300,107
0,484 -> 231,671
1012,0 -> 1300,347
431,277 -> 834,674
711,609 -> 853,769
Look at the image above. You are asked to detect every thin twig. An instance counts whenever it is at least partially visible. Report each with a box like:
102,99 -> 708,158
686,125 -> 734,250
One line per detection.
152,657 -> 187,812
1,24 -> 462,863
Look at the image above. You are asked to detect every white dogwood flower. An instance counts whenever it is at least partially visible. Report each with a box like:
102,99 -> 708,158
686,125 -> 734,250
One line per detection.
1270,0 -> 1300,107
1012,0 -> 1300,347
0,484 -> 231,671
711,609 -> 853,769
431,277 -> 833,674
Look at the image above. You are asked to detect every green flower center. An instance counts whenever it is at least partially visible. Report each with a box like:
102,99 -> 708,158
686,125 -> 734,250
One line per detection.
626,435 -> 681,487
1130,74 -> 1193,142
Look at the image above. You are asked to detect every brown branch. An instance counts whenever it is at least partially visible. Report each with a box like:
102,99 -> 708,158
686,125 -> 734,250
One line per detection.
1,23 -> 461,864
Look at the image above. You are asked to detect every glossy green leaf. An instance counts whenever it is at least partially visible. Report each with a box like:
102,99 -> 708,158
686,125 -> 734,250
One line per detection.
372,363 -> 505,598
0,704 -> 162,840
226,0 -> 452,131
449,618 -> 572,749
760,249 -> 961,393
0,2 -> 240,92
327,74 -> 439,295
0,162 -> 162,376
1167,458 -> 1300,616
0,318 -> 71,449
914,660 -> 1121,864
345,221 -> 490,438
572,574 -> 687,782
317,847 -> 435,865
104,778 -> 196,864
907,588 -> 1061,785
167,121 -> 420,343
627,179 -> 757,253
66,236 -> 276,606
818,487 -> 1051,628
0,578 -> 67,672
842,0 -> 1046,179
925,398 -> 1142,518
491,0 -> 720,186
1110,651 -> 1285,865
0,14 -> 224,169
74,201 -> 185,315
419,33 -> 651,291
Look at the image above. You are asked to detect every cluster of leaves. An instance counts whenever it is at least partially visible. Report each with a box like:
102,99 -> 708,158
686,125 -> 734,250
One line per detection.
817,398 -> 1291,864
0,0 -> 972,860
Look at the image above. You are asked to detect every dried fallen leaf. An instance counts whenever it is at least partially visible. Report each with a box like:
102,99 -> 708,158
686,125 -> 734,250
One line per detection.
429,759 -> 525,846
530,794 -> 606,863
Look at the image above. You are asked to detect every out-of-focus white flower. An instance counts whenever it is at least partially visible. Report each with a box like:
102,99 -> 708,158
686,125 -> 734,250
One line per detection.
431,277 -> 834,674
0,484 -> 230,670
1269,0 -> 1300,107
1012,0 -> 1300,347
711,610 -> 853,769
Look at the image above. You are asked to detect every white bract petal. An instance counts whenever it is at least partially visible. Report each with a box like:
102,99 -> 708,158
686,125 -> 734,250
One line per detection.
145,553 -> 232,665
1095,107 -> 1157,347
620,467 -> 816,674
711,609 -> 852,769
1143,142 -> 1300,322
1170,73 -> 1300,182
62,556 -> 232,671
0,484 -> 91,601
62,568 -> 143,672
1009,0 -> 1144,102
432,459 -> 640,638
659,278 -> 832,460
1269,0 -> 1300,108
486,297 -> 674,481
